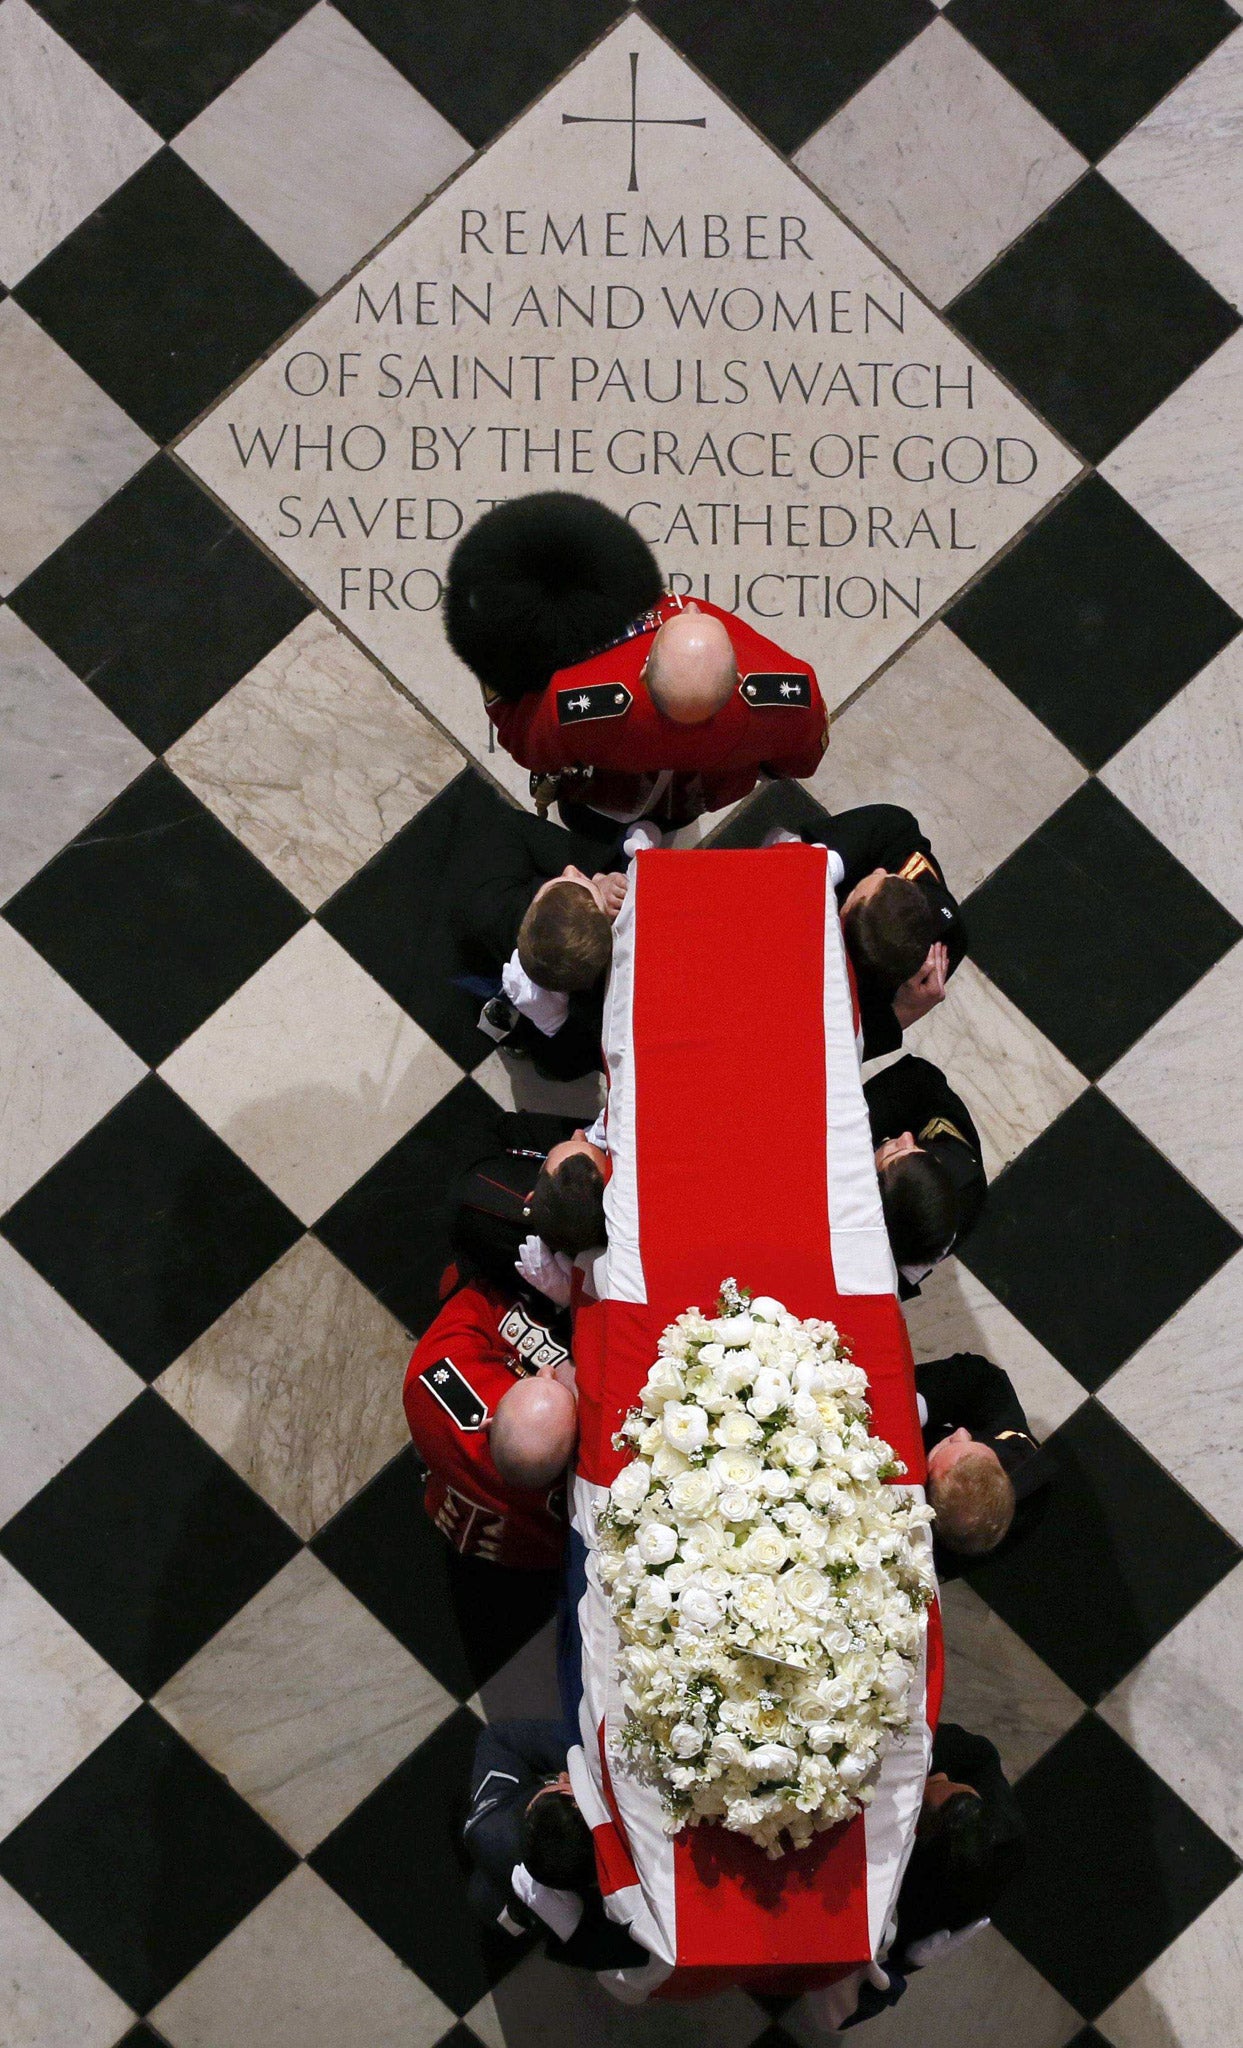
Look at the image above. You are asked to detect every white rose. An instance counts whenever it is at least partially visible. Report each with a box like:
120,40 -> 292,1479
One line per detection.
678,1586 -> 724,1631
781,1431 -> 820,1472
745,1742 -> 798,1781
636,1521 -> 678,1565
717,1487 -> 755,1523
663,1402 -> 710,1453
667,1468 -> 718,1519
649,1442 -> 691,1481
696,1342 -> 726,1369
748,1295 -> 786,1323
747,1368 -> 792,1419
669,1721 -> 703,1759
784,1565 -> 830,1616
759,1466 -> 795,1502
715,1314 -> 755,1346
712,1448 -> 763,1489
740,1523 -> 789,1572
680,1519 -> 724,1563
714,1409 -> 762,1449
641,1358 -> 686,1409
709,1730 -> 749,1768
609,1462 -> 651,1515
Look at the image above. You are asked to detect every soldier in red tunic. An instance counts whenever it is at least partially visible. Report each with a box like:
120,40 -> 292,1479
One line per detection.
403,1278 -> 577,1570
444,493 -> 828,834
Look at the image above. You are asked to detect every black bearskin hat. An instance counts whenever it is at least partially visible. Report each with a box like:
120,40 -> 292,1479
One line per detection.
444,492 -> 665,702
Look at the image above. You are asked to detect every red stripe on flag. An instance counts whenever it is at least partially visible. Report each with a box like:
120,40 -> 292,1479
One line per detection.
594,1724 -> 640,1896
925,1598 -> 945,1732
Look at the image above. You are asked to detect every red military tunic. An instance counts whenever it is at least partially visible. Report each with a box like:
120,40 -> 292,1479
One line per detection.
402,1280 -> 570,1570
488,594 -> 828,826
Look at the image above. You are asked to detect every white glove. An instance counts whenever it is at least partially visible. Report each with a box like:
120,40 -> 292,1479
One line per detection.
622,819 -> 663,856
515,1234 -> 574,1307
500,952 -> 569,1038
761,825 -> 801,847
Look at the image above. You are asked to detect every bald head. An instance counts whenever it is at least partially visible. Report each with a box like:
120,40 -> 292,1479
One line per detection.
490,1375 -> 578,1489
644,605 -> 737,724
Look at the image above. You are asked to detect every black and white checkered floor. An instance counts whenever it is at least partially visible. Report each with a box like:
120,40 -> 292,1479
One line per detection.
2,2 -> 1242,2044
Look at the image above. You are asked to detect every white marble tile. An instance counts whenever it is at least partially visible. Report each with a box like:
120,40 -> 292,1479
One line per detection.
0,920 -> 146,1211
177,15 -> 1081,786
173,1 -> 471,294
784,1924 -> 1080,2048
1101,1252 -> 1243,1544
796,18 -> 1086,305
900,957 -> 1088,1179
1101,940 -> 1243,1230
1102,325 -> 1243,614
470,1949 -> 766,2048
159,922 -> 462,1223
0,606 -> 151,904
0,300 -> 154,595
0,1875 -> 133,2048
151,1864 -> 452,2048
155,1550 -> 454,1854
0,0 -> 160,285
939,1578 -> 1085,1783
469,1618 -> 563,1724
167,611 -> 464,912
1100,1564 -> 1243,1858
903,1260 -> 1087,1443
1102,637 -> 1243,924
0,1237 -> 141,1527
156,1234 -> 412,1539
1100,31 -> 1243,307
1097,1875 -> 1243,2048
0,1554 -> 139,1836
473,1045 -> 605,1125
811,622 -> 1087,896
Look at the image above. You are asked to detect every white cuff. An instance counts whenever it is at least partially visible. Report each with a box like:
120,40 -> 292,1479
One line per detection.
511,1862 -> 584,1943
500,951 -> 570,1038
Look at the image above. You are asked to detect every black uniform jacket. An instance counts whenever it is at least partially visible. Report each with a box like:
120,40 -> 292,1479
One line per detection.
893,1724 -> 1027,1958
449,1111 -> 581,1314
805,805 -> 965,1060
449,806 -> 622,1080
464,1719 -> 648,1970
917,1352 -> 1055,1581
864,1055 -> 987,1239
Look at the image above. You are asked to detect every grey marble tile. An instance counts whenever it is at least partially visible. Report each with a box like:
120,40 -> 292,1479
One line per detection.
1097,1875 -> 1243,2048
173,1 -> 471,294
159,923 -> 463,1224
0,1554 -> 139,1836
939,1578 -> 1085,1783
1100,1564 -> 1243,1858
1100,31 -> 1243,307
0,0 -> 159,286
1101,1252 -> 1243,1544
470,1618 -> 563,1724
167,611 -> 464,912
471,1951 -> 766,2048
785,1924 -> 1080,2048
811,623 -> 1087,896
474,1046 -> 605,1126
0,1874 -> 133,2048
1102,326 -> 1243,614
797,18 -> 1086,306
902,1256 -> 1088,1443
0,606 -> 152,904
156,1234 -> 412,1540
1101,940 -> 1243,1230
0,300 -> 154,595
0,919 -> 146,1211
1102,636 -> 1243,924
0,1238 -> 141,1527
154,1550 -> 455,1855
151,1865 -> 452,2048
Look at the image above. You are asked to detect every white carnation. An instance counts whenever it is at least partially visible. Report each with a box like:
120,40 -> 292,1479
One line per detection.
678,1586 -> 724,1631
669,1721 -> 703,1759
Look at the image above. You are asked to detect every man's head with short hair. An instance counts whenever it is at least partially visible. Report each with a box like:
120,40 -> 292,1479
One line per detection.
877,1142 -> 959,1271
927,1432 -> 1015,1556
520,1779 -> 596,1891
643,603 -> 737,724
517,871 -> 612,992
527,1134 -> 608,1256
843,869 -> 940,996
489,1374 -> 578,1489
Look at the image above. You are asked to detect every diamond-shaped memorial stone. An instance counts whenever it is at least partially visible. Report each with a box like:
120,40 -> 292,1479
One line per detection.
177,14 -> 1082,799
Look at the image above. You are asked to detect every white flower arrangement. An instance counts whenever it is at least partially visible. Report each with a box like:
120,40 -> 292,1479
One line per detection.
596,1280 -> 935,1858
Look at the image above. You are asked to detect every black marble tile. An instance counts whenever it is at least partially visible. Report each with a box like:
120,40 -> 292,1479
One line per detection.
962,780 -> 1242,1079
959,1090 -> 1240,1389
949,173 -> 1241,462
946,0 -> 1238,160
2,762 -> 307,1064
1,1077 -> 302,1379
0,1390 -> 299,1694
8,455 -> 311,752
994,1713 -> 1240,2017
965,1399 -> 1240,1702
319,769 -> 521,1073
708,778 -> 834,847
314,1077 -> 506,1339
0,1706 -> 296,2012
14,151 -> 314,442
312,1446 -> 559,1698
646,0 -> 935,153
946,476 -> 1241,770
310,1707 -> 532,2014
33,0 -> 318,137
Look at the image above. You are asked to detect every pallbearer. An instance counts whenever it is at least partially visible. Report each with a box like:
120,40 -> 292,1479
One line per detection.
444,492 -> 828,836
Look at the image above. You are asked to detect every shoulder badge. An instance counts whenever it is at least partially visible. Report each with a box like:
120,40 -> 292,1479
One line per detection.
898,851 -> 937,884
919,1115 -> 968,1148
419,1357 -> 490,1431
740,672 -> 812,708
556,682 -> 633,725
